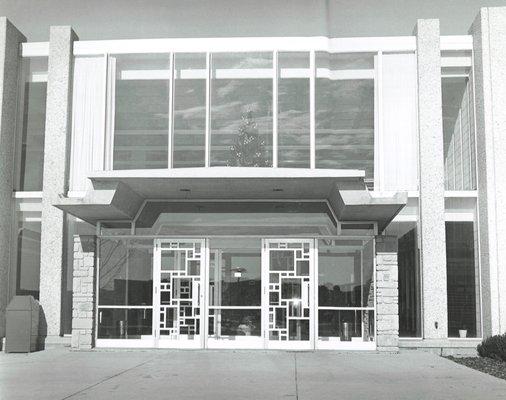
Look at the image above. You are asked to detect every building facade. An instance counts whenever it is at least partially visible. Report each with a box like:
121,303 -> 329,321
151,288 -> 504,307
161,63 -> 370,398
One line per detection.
0,6 -> 505,352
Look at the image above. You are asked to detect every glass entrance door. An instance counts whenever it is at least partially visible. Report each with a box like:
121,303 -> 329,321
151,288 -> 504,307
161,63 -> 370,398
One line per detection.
263,239 -> 315,349
153,239 -> 206,348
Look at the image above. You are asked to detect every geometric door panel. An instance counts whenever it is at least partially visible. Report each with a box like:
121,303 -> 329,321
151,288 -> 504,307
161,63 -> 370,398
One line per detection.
263,239 -> 314,349
154,240 -> 205,348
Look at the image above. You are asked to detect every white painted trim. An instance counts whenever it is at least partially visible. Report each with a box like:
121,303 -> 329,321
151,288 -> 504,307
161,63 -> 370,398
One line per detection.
444,190 -> 478,197
309,50 -> 316,169
205,53 -> 211,167
441,56 -> 472,68
12,191 -> 43,198
89,167 -> 366,179
74,36 -> 417,56
20,42 -> 49,57
440,35 -> 473,51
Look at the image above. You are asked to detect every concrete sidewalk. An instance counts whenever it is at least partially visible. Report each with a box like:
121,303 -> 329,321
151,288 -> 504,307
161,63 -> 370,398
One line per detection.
1,349 -> 505,399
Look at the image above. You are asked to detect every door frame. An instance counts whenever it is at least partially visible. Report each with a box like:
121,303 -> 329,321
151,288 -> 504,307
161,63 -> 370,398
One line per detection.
153,238 -> 208,348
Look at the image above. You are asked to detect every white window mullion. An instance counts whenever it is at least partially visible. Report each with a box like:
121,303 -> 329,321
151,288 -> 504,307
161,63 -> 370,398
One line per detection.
105,55 -> 116,171
168,53 -> 174,169
374,51 -> 383,191
205,52 -> 211,167
273,51 -> 278,167
309,50 -> 316,169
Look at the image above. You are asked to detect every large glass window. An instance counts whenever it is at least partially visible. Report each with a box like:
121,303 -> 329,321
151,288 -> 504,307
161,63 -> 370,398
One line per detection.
15,57 -> 47,191
317,238 -> 375,343
315,53 -> 375,179
208,239 -> 262,340
442,76 -> 476,190
173,53 -> 206,168
12,202 -> 41,299
278,52 -> 310,168
97,238 -> 153,339
446,221 -> 481,338
211,52 -> 273,167
111,54 -> 170,170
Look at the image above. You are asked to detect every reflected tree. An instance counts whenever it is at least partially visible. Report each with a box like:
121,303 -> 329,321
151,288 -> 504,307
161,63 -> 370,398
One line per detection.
227,111 -> 268,167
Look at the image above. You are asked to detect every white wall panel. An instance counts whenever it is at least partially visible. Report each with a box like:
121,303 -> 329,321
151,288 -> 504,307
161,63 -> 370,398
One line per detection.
70,56 -> 105,192
380,53 -> 418,191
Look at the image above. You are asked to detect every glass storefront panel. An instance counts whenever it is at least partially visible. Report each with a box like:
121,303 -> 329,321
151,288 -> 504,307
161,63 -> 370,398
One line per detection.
111,53 -> 170,170
446,221 -> 481,338
315,52 -> 375,179
278,52 -> 310,168
98,238 -> 153,306
97,308 -> 153,339
318,238 -> 374,308
211,52 -> 273,167
13,208 -> 41,299
15,57 -> 47,191
317,238 -> 374,344
173,53 -> 206,168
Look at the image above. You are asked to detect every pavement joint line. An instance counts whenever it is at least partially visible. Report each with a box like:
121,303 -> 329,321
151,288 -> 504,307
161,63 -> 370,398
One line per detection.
59,356 -> 158,400
294,352 -> 299,400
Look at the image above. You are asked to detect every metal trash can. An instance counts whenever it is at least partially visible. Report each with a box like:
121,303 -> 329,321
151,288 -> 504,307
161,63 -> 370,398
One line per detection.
5,296 -> 39,353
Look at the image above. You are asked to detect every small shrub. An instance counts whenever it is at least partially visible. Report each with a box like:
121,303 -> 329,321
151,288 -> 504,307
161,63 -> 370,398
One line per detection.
477,333 -> 506,362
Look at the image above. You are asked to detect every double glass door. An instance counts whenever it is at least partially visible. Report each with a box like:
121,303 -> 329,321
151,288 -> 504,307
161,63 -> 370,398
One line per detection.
152,238 -> 330,349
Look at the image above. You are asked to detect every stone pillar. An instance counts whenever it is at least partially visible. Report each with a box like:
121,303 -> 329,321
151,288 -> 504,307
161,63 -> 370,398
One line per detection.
0,18 -> 25,338
470,7 -> 506,336
414,19 -> 448,340
376,236 -> 399,352
39,26 -> 78,340
71,235 -> 96,350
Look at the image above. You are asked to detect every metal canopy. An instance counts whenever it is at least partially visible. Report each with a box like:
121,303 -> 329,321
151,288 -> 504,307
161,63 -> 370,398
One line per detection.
55,168 -> 407,231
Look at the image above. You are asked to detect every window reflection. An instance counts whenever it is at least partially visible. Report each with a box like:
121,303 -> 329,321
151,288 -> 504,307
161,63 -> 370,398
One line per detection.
16,57 -> 47,191
112,54 -> 170,170
278,52 -> 310,167
211,52 -> 273,167
98,238 -> 153,306
315,52 -> 374,178
173,53 -> 206,167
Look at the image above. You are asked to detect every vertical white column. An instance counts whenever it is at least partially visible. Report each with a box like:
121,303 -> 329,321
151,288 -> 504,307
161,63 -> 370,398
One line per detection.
414,19 -> 448,340
0,18 -> 25,338
39,26 -> 78,341
470,6 -> 506,336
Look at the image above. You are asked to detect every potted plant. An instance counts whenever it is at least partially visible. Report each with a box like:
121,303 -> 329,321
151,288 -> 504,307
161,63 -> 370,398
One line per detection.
459,326 -> 468,338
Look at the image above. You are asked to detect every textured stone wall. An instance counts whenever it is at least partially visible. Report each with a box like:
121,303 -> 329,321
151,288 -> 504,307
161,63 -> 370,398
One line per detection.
0,18 -> 25,338
376,236 -> 399,352
39,26 -> 78,339
71,235 -> 96,350
414,19 -> 448,339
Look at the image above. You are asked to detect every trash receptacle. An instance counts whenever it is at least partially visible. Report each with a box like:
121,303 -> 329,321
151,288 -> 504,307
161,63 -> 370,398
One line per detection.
5,296 -> 39,353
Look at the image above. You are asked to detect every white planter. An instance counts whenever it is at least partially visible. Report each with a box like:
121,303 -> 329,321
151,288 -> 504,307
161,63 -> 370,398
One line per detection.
459,329 -> 468,338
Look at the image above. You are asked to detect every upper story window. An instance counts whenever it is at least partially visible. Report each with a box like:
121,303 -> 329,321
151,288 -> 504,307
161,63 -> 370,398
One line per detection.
15,57 -> 48,191
441,51 -> 477,191
105,51 -> 377,174
315,52 -> 375,180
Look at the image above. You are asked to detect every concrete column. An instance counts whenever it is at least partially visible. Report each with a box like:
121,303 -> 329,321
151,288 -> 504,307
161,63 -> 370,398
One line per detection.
39,26 -> 77,340
470,7 -> 506,336
71,235 -> 96,350
376,236 -> 399,352
0,18 -> 25,339
414,19 -> 448,340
